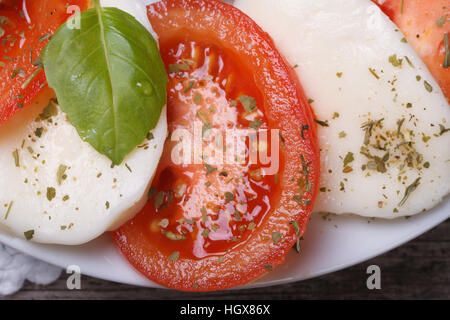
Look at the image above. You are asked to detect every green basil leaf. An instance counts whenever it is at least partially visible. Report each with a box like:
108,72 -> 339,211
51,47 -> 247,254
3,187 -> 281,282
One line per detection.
42,3 -> 167,164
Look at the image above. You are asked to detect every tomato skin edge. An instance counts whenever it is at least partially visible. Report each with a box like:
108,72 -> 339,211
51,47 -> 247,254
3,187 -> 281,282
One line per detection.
112,0 -> 320,292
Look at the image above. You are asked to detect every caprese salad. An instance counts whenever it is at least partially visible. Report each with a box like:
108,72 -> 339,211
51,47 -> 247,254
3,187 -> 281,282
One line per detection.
0,0 -> 448,291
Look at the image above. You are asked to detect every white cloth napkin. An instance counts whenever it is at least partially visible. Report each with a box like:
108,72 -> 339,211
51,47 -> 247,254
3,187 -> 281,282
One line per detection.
0,243 -> 62,296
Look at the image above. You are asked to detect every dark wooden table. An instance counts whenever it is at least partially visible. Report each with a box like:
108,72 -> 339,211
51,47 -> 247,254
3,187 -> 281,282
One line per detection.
3,219 -> 449,300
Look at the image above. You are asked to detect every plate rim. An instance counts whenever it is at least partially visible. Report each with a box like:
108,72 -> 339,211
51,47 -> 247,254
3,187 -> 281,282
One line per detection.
1,204 -> 448,291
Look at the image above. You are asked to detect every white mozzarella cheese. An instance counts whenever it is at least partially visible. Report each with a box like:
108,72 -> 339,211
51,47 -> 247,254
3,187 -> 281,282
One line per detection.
0,0 -> 167,244
0,90 -> 166,244
236,0 -> 450,218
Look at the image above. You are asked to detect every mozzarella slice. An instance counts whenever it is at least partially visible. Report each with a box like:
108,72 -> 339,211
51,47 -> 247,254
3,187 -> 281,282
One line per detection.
100,0 -> 159,41
236,0 -> 450,218
0,90 -> 166,245
0,0 -> 167,244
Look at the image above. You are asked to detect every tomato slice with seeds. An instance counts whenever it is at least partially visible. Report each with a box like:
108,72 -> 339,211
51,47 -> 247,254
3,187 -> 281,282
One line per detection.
112,0 -> 320,292
0,0 -> 88,123
373,0 -> 450,101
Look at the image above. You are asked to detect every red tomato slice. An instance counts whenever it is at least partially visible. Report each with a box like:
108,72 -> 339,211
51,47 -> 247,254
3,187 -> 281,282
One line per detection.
373,0 -> 450,101
112,0 -> 320,292
0,0 -> 88,123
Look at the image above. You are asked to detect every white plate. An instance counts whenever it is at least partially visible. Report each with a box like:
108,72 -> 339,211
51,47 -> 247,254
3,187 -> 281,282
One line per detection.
0,196 -> 448,290
0,0 -> 448,291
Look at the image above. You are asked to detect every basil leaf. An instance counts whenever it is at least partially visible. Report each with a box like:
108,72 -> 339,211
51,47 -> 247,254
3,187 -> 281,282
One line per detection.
42,3 -> 167,164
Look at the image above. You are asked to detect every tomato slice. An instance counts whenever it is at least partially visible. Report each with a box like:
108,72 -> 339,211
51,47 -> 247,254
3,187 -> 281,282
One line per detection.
373,0 -> 450,101
112,0 -> 320,292
0,0 -> 88,123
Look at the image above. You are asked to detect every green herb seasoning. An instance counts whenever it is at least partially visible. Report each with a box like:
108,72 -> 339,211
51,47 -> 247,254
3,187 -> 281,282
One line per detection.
343,166 -> 353,173
397,118 -> 405,136
301,125 -> 309,140
193,93 -> 202,104
21,67 -> 42,90
12,149 -> 20,167
388,54 -> 403,67
158,218 -> 169,228
368,67 -> 380,79
46,187 -> 56,201
249,118 -> 263,130
424,80 -> 433,92
398,177 -> 421,207
204,164 -> 217,175
11,68 -> 25,79
35,127 -> 44,138
38,99 -> 58,120
201,206 -> 208,222
361,120 -> 375,145
225,192 -> 234,202
201,228 -> 210,238
184,81 -> 196,93
196,110 -> 210,125
436,14 -> 447,27
293,195 -> 303,204
439,124 -> 450,136
24,230 -> 35,241
38,33 -> 52,42
4,201 -> 13,220
163,231 -> 186,241
148,186 -> 157,199
289,220 -> 301,253
300,154 -> 312,193
238,95 -> 257,113
314,119 -> 329,127
168,63 -> 189,73
168,251 -> 180,261
33,58 -> 43,67
264,264 -> 273,271
343,152 -> 354,167
272,231 -> 281,244
56,164 -> 68,185
404,56 -> 414,68
154,191 -> 165,210
202,123 -> 212,139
